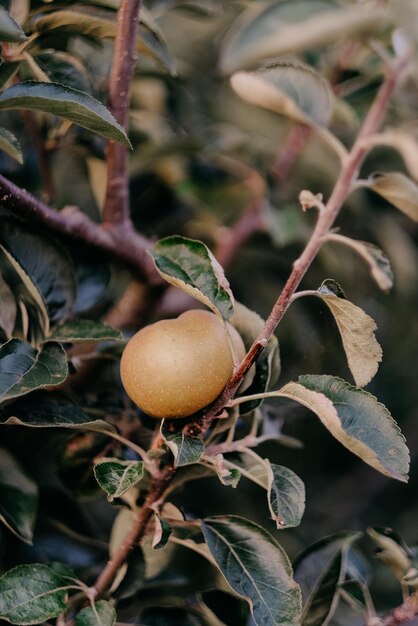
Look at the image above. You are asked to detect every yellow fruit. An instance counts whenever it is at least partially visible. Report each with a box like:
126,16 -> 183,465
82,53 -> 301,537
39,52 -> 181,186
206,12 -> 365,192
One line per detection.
120,310 -> 243,419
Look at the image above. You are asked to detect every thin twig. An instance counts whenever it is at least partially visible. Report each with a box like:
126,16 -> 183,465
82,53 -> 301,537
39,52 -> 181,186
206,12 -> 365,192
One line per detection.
90,463 -> 175,599
103,0 -> 143,225
185,54 -> 409,435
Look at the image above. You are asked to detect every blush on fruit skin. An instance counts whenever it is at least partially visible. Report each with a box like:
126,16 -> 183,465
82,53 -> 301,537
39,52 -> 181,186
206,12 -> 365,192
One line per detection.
120,310 -> 236,419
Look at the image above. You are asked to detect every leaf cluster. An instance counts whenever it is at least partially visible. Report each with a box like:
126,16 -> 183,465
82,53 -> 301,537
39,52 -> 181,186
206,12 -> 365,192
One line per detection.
0,0 -> 417,625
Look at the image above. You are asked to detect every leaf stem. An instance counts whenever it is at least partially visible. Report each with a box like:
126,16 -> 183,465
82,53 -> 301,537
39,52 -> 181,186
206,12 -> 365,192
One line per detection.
103,0 -> 143,226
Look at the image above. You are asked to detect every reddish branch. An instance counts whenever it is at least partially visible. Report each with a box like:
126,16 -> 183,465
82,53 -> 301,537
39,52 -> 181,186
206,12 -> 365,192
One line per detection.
20,110 -> 55,203
273,124 -> 312,185
92,55 -> 409,599
103,0 -> 143,225
187,55 -> 409,431
0,174 -> 159,282
215,170 -> 269,268
91,464 -> 175,599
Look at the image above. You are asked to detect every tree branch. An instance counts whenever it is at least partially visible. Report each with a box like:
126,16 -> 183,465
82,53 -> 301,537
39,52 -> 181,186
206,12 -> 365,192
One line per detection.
83,54 -> 408,600
0,174 -> 160,282
91,464 -> 175,599
185,54 -> 409,434
103,0 -> 143,226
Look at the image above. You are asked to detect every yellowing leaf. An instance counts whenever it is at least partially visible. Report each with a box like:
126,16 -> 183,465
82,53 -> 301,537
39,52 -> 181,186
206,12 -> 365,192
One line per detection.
367,131 -> 418,182
326,234 -> 393,292
150,236 -> 234,320
315,286 -> 382,387
230,64 -> 332,128
367,172 -> 418,221
220,1 -> 388,74
279,375 -> 409,482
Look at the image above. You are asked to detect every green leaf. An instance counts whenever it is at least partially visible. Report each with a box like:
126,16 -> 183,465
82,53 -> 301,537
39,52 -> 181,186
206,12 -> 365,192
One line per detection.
0,563 -> 72,624
0,6 -> 27,42
202,515 -> 302,626
49,320 -> 122,343
220,1 -> 387,74
0,393 -> 116,434
294,532 -> 361,626
230,63 -> 332,128
279,375 -> 409,482
326,235 -> 393,291
0,446 -> 38,544
150,236 -> 234,320
367,171 -> 418,221
161,421 -> 204,467
267,462 -> 305,530
0,219 -> 76,327
0,340 -> 68,402
75,600 -> 116,626
93,458 -> 144,501
0,127 -> 23,163
35,51 -> 93,94
0,274 -> 17,338
31,6 -> 175,75
0,81 -> 130,147
314,282 -> 382,387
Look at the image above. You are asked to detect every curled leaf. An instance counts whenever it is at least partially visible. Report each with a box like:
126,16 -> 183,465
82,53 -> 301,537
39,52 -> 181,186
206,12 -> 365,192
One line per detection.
326,235 -> 393,291
93,458 -> 144,501
150,236 -> 234,320
314,284 -> 382,387
367,171 -> 418,221
161,421 -> 205,467
267,462 -> 305,530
